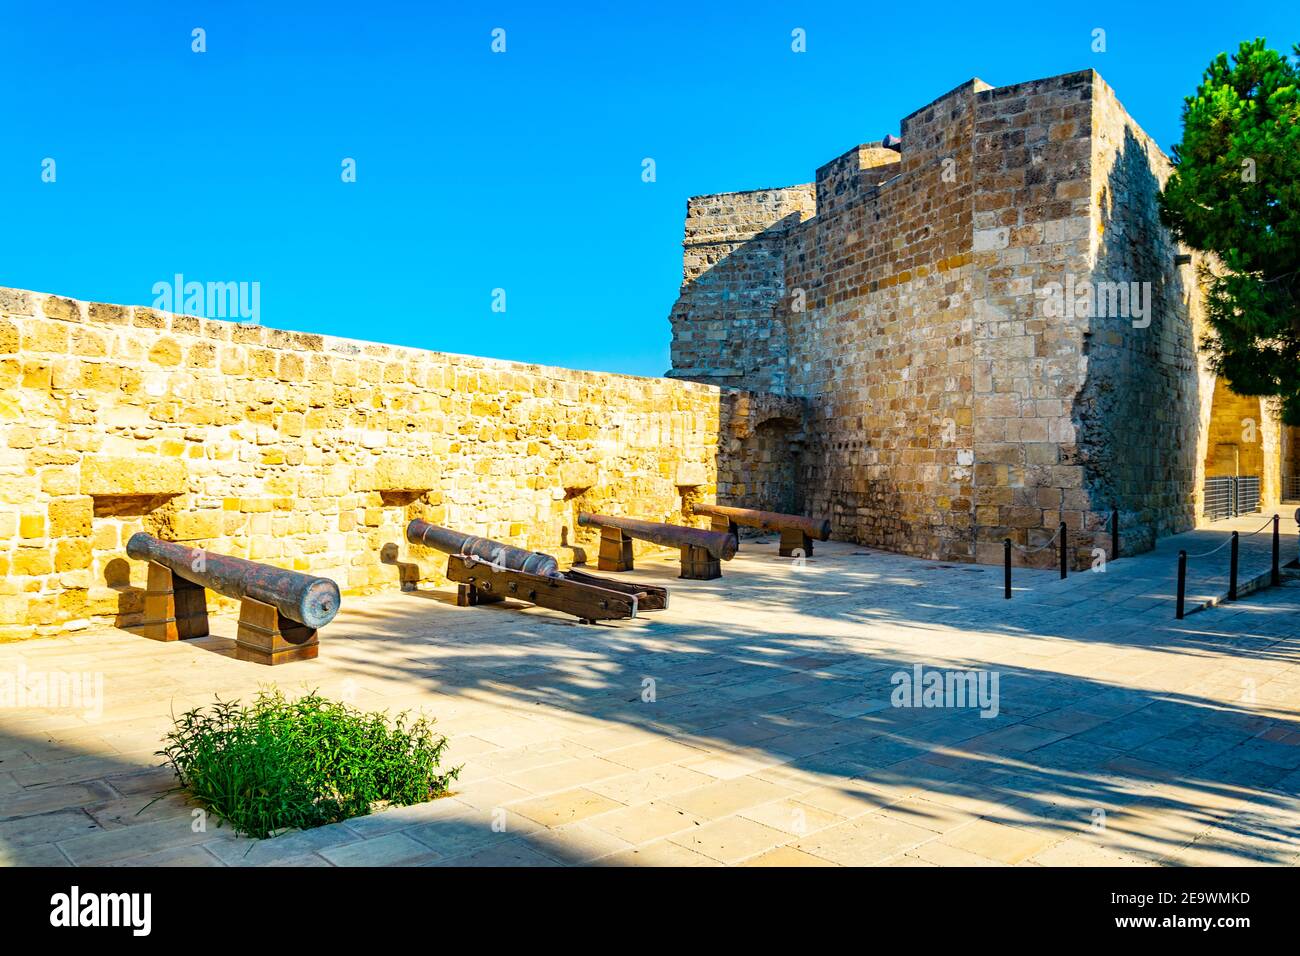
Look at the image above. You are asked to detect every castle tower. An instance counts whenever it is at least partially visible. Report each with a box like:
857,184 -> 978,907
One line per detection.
667,69 -> 1287,566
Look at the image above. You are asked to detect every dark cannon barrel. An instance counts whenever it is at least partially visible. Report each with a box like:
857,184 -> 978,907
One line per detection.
125,532 -> 341,629
693,503 -> 831,541
405,518 -> 560,577
577,512 -> 738,561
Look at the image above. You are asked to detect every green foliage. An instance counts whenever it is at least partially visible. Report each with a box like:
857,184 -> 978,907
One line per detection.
158,688 -> 460,839
1158,38 -> 1300,423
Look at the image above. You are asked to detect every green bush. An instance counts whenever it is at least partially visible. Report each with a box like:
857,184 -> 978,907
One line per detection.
158,688 -> 460,839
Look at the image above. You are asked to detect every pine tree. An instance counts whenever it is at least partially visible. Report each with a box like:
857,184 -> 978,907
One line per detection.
1159,39 -> 1300,423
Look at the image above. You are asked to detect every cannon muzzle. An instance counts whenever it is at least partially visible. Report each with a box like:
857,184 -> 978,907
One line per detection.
692,503 -> 831,541
405,519 -> 561,577
577,512 -> 737,561
125,532 -> 340,629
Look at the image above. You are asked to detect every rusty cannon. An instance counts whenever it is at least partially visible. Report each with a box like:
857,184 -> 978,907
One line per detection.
576,512 -> 737,580
405,519 -> 667,623
691,503 -> 832,557
406,519 -> 562,576
125,532 -> 340,665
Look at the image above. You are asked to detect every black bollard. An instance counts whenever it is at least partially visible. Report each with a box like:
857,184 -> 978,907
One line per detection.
1059,522 -> 1068,580
1229,530 -> 1239,601
1111,504 -> 1119,559
1004,538 -> 1012,599
1272,514 -> 1280,587
1176,550 -> 1187,619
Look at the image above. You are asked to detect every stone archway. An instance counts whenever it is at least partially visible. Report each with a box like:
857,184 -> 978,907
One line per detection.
1201,378 -> 1265,520
728,415 -> 804,513
1204,378 -> 1264,480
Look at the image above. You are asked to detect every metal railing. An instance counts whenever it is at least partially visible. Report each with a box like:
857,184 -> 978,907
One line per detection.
1203,475 -> 1261,521
1204,476 -> 1234,521
1237,476 -> 1261,514
1284,476 -> 1300,501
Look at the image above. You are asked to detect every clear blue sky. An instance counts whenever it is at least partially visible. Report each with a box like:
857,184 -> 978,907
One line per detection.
2,2 -> 1292,376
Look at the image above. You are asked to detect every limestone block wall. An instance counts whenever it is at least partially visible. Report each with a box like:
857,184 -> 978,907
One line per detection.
1256,401 -> 1284,510
813,144 -> 904,218
0,287 -> 799,640
1084,76 -> 1283,540
1204,384 -> 1266,478
1284,427 -> 1300,490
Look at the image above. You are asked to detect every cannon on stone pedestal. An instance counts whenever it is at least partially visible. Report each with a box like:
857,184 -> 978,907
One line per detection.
124,532 -> 340,665
690,503 -> 832,557
576,512 -> 737,580
405,519 -> 667,623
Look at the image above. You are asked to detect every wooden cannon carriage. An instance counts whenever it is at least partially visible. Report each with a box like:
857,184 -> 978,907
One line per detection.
406,519 -> 667,623
125,533 -> 340,665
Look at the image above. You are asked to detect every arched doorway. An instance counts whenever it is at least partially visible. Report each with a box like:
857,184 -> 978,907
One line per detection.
1203,378 -> 1264,519
734,416 -> 803,513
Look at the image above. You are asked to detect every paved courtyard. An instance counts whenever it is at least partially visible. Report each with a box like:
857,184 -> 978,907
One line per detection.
2,513 -> 1299,866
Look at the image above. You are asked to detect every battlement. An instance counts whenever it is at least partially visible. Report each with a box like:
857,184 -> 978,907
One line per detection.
813,142 -> 901,217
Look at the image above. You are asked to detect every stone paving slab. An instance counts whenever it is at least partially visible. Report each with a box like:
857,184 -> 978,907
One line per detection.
1,533 -> 1299,866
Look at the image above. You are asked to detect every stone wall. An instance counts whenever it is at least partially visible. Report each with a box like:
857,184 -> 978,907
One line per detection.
1204,383 -> 1265,478
1087,78 -> 1284,533
714,391 -> 811,516
0,287 -> 801,640
667,68 -> 1285,567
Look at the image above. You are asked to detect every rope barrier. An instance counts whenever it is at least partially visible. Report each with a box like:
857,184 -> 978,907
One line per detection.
1009,525 -> 1061,555
1183,536 -> 1235,559
1003,506 -> 1120,600
1240,516 -> 1276,537
1177,514 -> 1290,618
1184,515 -> 1274,557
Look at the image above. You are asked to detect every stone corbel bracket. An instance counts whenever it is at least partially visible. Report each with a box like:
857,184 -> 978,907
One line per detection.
80,456 -> 187,516
674,462 -> 708,490
560,462 -> 599,500
374,459 -> 437,506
